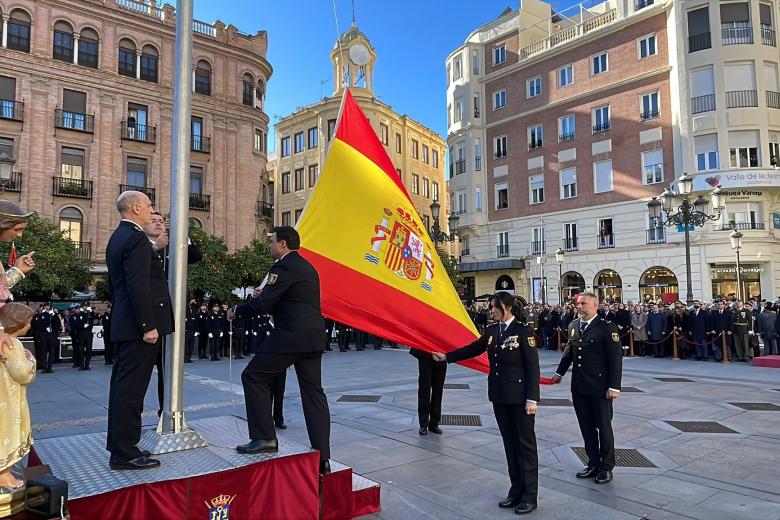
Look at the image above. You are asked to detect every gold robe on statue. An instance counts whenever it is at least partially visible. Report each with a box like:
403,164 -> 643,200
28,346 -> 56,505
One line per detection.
0,338 -> 35,473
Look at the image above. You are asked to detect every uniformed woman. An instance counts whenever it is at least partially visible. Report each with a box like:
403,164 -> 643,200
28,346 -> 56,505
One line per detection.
433,291 -> 540,515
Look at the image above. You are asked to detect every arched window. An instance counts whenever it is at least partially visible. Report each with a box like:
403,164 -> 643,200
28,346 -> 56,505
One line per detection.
78,27 -> 99,69
8,10 -> 31,53
594,270 -> 622,302
639,266 -> 679,304
53,21 -> 74,63
560,271 -> 586,303
140,45 -> 158,83
256,79 -> 265,110
242,73 -> 254,106
59,207 -> 83,242
195,60 -> 211,95
495,275 -> 515,293
118,38 -> 136,77
189,217 -> 202,229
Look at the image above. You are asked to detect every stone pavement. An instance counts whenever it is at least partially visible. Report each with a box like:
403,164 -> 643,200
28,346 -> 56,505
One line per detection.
27,348 -> 780,519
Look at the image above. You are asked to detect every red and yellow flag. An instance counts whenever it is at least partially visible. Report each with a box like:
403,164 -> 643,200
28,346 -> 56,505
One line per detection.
297,90 -> 486,372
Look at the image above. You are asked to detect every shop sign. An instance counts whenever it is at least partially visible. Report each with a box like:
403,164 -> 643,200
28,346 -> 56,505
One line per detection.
692,169 -> 780,191
710,265 -> 763,275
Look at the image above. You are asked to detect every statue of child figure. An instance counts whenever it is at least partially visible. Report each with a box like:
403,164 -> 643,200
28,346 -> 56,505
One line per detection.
0,303 -> 35,490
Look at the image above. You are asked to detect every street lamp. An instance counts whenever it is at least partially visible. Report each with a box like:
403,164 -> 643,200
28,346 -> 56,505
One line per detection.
730,228 -> 743,300
428,199 -> 459,249
536,254 -> 545,304
648,174 -> 725,306
555,247 -> 565,304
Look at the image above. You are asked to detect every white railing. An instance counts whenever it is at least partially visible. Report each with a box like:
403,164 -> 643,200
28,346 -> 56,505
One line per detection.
193,19 -> 216,37
519,9 -> 616,61
116,0 -> 163,19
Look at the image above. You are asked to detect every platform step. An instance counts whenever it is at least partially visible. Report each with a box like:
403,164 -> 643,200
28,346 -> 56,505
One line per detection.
321,460 -> 381,519
753,355 -> 780,368
352,473 -> 381,518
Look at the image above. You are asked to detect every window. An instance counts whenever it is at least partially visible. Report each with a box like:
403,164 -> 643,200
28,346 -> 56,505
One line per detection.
254,129 -> 265,152
8,10 -> 32,53
531,227 -> 545,254
191,117 -> 204,151
140,45 -> 159,83
592,52 -> 608,75
527,76 -> 542,98
61,147 -> 85,179
0,138 -> 13,158
194,61 -> 212,95
687,7 -> 712,52
281,172 -> 290,193
327,119 -> 336,141
730,146 -> 759,167
446,64 -> 451,87
411,174 -> 419,194
78,28 -> 99,69
769,142 -> 780,166
308,164 -> 318,187
190,166 -> 203,194
294,209 -> 303,224
432,149 -> 439,168
475,187 -> 482,212
697,145 -> 719,171
453,56 -> 463,80
59,207 -> 83,243
721,3 -> 753,45
126,156 -> 147,187
493,45 -> 506,65
473,93 -> 481,118
690,66 -> 716,113
530,174 -> 544,204
242,74 -> 254,106
280,136 -> 290,157
564,223 -> 578,251
528,125 -> 543,150
411,139 -> 419,159
308,127 -> 318,148
62,89 -> 87,130
294,132 -> 304,153
495,182 -> 508,209
598,219 -> 614,248
641,91 -> 660,120
118,39 -> 136,77
432,181 -> 439,201
422,144 -> 429,164
639,34 -> 657,58
593,105 -> 610,133
642,149 -> 664,184
497,232 -> 509,257
126,102 -> 148,141
559,114 -> 575,142
559,64 -> 573,87
294,168 -> 304,190
53,22 -> 74,63
560,167 -> 577,199
379,123 -> 388,145
594,160 -> 613,193
474,139 -> 482,170
282,211 -> 291,226
494,135 -> 508,158
493,89 -> 506,109
472,50 -> 480,75
423,177 -> 430,198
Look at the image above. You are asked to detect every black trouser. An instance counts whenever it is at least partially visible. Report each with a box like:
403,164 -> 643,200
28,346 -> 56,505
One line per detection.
198,334 -> 208,358
209,336 -> 221,360
572,393 -> 615,471
75,332 -> 91,368
185,332 -> 195,361
32,333 -> 43,369
493,403 -> 538,504
106,339 -> 160,461
70,333 -> 80,367
233,329 -> 246,358
416,357 -> 446,429
42,333 -> 59,371
272,371 -> 286,425
156,338 -> 165,416
221,333 -> 230,358
242,351 -> 330,461
104,337 -> 114,364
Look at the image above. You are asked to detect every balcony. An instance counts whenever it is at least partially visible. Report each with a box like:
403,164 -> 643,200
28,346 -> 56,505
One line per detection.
0,172 -> 22,193
455,159 -> 466,175
597,234 -> 615,249
528,141 -> 543,151
192,135 -> 211,153
474,156 -> 482,171
518,9 -> 616,61
530,241 -> 545,255
256,201 -> 273,220
722,25 -> 753,45
497,244 -> 510,258
762,25 -> 777,46
713,222 -> 765,231
55,109 -> 94,133
592,122 -> 611,135
119,184 -> 156,206
563,237 -> 578,252
635,0 -> 653,10
688,32 -> 712,52
646,229 -> 666,244
640,110 -> 660,122
53,177 -> 92,199
189,193 -> 210,211
121,122 -> 157,144
725,90 -> 758,108
559,132 -> 575,143
691,94 -> 716,114
767,91 -> 780,109
74,241 -> 91,261
494,151 -> 507,159
0,100 -> 23,122
116,0 -> 164,18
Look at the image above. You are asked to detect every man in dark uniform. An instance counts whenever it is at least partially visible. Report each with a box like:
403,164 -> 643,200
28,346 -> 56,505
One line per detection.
105,190 -> 172,470
207,304 -> 225,361
38,303 -> 61,373
707,300 -> 732,361
71,305 -> 91,371
196,303 -> 209,359
184,300 -> 198,363
687,301 -> 709,360
30,306 -> 45,369
731,300 -> 751,362
409,348 -> 447,435
229,226 -> 331,474
552,291 -> 622,485
102,305 -> 113,364
68,304 -> 81,368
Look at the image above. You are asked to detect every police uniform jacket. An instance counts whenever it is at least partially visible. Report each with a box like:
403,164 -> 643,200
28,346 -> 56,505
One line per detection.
207,313 -> 225,336
71,312 -> 90,339
731,307 -> 751,333
235,251 -> 326,354
556,317 -> 622,397
196,311 -> 209,335
707,308 -> 733,334
41,311 -> 62,336
687,308 -> 709,341
446,318 -> 540,405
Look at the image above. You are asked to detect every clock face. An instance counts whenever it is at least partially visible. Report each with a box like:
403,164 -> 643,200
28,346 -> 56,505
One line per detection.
501,280 -> 509,288
349,44 -> 370,66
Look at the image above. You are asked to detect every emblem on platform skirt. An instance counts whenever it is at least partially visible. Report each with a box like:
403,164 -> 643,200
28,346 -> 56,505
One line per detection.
205,494 -> 236,520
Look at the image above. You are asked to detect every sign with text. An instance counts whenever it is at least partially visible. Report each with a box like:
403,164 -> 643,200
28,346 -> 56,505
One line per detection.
692,169 -> 780,191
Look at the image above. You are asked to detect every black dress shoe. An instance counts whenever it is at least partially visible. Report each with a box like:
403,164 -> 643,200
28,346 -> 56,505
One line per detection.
319,460 -> 331,475
109,456 -> 161,470
418,427 -> 427,435
428,426 -> 443,435
275,422 -> 287,429
576,466 -> 599,479
498,496 -> 522,508
78,367 -> 85,371
595,470 -> 613,484
513,502 -> 537,515
138,449 -> 152,457
236,439 -> 278,454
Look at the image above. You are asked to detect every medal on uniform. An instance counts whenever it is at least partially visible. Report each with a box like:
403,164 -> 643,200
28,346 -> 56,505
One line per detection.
527,337 -> 536,348
611,332 -> 619,342
488,336 -> 493,345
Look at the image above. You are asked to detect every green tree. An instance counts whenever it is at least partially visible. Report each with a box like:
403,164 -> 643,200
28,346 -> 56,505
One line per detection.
437,247 -> 463,292
0,214 -> 92,300
186,227 -> 236,302
232,239 -> 274,296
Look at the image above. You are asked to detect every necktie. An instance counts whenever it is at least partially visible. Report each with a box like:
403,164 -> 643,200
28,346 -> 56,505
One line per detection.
579,320 -> 587,335
499,323 -> 507,341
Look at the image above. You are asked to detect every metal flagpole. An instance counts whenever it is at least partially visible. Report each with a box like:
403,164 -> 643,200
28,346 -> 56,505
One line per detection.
140,0 -> 206,453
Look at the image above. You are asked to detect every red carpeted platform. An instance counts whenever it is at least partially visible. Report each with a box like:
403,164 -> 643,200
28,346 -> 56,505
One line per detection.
752,355 -> 780,368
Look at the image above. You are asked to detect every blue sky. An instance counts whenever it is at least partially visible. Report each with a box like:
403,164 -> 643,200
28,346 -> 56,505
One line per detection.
193,0 -> 528,150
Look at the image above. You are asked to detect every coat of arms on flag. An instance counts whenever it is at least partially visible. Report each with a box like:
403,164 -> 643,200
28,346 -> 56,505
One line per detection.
368,207 -> 434,288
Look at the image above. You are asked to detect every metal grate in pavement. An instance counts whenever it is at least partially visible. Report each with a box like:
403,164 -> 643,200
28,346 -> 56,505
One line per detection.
539,398 -> 572,406
337,395 -> 381,403
439,414 -> 482,427
655,377 -> 695,382
443,383 -> 470,389
572,447 -> 656,468
621,387 -> 644,393
729,402 -> 780,411
665,421 -> 739,433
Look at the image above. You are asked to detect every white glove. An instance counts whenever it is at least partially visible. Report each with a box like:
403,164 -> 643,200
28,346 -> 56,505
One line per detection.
219,332 -> 224,338
46,327 -> 52,333
208,333 -> 213,338
194,332 -> 200,337
253,332 -> 257,336
84,323 -> 89,328
228,332 -> 232,336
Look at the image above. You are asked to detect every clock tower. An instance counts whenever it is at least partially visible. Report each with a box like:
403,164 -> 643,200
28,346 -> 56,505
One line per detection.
330,22 -> 376,96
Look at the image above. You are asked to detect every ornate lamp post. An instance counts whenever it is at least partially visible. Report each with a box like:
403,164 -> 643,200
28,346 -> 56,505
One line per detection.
429,199 -> 459,249
555,247 -> 565,304
648,173 -> 725,306
730,229 -> 743,300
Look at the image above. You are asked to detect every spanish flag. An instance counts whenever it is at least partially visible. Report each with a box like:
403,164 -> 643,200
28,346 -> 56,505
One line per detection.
297,90 -> 487,372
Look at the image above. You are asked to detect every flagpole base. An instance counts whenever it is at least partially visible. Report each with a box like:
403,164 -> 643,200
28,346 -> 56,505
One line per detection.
138,427 -> 208,455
